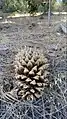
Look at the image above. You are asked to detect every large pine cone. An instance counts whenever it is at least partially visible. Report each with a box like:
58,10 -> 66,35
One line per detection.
14,47 -> 51,101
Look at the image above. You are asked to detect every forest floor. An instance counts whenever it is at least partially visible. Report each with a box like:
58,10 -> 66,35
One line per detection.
0,14 -> 67,119
0,14 -> 66,80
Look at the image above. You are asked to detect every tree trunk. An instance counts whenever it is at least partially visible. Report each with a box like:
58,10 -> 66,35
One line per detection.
48,0 -> 51,26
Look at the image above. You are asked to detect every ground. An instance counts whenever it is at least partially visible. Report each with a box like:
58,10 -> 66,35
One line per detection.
0,14 -> 66,80
0,14 -> 67,119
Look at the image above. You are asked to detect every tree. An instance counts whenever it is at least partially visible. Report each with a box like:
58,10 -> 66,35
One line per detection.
2,0 -> 51,13
62,0 -> 67,12
3,0 -> 28,12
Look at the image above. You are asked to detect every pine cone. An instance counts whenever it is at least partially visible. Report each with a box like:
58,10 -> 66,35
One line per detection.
14,47 -> 50,101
